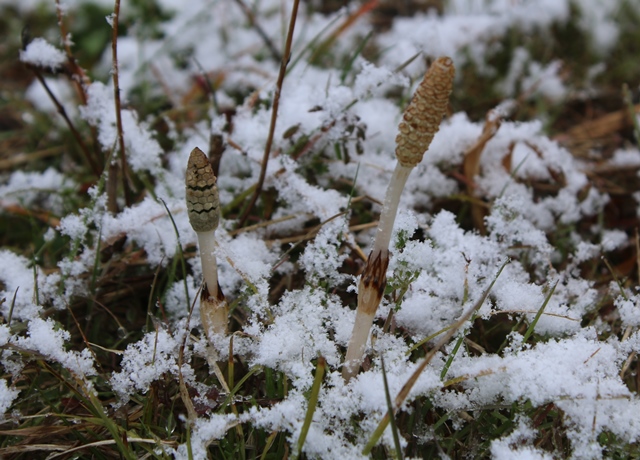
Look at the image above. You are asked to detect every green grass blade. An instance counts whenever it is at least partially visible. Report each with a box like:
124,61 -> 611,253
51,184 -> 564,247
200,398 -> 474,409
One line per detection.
159,198 -> 191,311
381,356 -> 403,460
440,333 -> 465,380
521,280 -> 558,345
602,256 -> 628,301
340,31 -> 373,83
218,366 -> 263,413
294,356 -> 326,459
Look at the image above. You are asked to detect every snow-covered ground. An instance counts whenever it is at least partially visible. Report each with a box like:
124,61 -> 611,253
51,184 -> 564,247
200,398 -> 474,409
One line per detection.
2,0 -> 640,458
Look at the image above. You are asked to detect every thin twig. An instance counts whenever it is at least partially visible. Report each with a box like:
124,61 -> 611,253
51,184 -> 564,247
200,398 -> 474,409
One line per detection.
55,0 -> 90,104
237,0 -> 300,227
234,0 -> 282,62
53,0 -> 105,171
111,0 -> 131,208
29,72 -> 101,177
0,147 -> 62,170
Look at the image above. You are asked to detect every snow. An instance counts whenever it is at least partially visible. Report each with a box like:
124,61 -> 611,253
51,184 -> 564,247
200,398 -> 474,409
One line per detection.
3,0 -> 640,458
110,327 -> 186,402
0,250 -> 41,320
0,167 -> 73,213
490,417 -> 553,460
80,83 -> 163,175
20,38 -> 67,70
171,413 -> 237,459
13,318 -> 96,377
0,379 -> 19,422
616,294 -> 640,327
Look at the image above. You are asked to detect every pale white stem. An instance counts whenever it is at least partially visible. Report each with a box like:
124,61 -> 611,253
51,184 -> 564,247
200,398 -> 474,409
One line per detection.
372,163 -> 412,254
343,58 -> 455,381
342,309 -> 375,381
196,230 -> 218,298
196,230 -> 228,337
342,163 -> 414,381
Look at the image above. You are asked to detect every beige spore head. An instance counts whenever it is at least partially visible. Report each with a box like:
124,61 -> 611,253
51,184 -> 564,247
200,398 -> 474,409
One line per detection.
186,147 -> 220,233
395,56 -> 455,168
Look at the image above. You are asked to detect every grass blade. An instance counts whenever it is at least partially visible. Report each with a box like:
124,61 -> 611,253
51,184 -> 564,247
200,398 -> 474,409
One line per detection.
521,280 -> 558,345
295,356 -> 326,459
381,356 -> 403,460
159,198 -> 191,311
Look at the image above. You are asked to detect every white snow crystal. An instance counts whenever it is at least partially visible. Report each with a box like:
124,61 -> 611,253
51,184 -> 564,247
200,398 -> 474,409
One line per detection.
0,379 -> 20,421
110,327 -> 183,401
490,417 -> 553,460
0,250 -> 41,320
13,318 -> 96,377
20,38 -> 67,70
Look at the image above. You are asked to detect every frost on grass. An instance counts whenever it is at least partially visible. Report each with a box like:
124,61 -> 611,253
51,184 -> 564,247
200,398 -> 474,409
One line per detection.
12,318 -> 96,377
433,329 -> 640,457
170,413 -> 237,460
0,168 -> 74,214
0,250 -> 40,320
100,196 -> 191,266
490,417 -> 553,460
300,219 -> 350,287
110,326 -> 187,404
616,294 -> 640,327
252,287 -> 344,386
80,82 -> 163,175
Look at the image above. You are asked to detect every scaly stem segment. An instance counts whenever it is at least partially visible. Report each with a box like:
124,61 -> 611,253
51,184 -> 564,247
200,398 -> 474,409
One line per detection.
342,164 -> 411,380
186,147 -> 228,337
342,57 -> 455,381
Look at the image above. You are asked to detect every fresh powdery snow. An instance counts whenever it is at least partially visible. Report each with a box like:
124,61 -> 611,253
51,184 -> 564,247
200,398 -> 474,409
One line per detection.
19,37 -> 67,71
2,0 -> 640,458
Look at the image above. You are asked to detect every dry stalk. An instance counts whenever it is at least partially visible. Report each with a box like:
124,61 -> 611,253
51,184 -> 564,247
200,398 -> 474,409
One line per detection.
342,57 -> 455,381
109,0 -> 132,212
233,0 -> 282,62
462,110 -> 502,233
237,0 -> 301,227
21,26 -> 99,177
186,147 -> 228,338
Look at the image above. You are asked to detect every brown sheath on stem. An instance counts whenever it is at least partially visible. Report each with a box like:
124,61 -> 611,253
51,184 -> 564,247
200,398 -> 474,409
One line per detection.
358,250 -> 390,315
200,281 -> 228,338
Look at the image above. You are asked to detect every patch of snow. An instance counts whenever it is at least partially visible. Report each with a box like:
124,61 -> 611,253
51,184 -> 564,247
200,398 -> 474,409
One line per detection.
0,379 -> 20,422
0,168 -> 73,213
13,318 -> 96,377
0,250 -> 40,320
20,38 -> 67,70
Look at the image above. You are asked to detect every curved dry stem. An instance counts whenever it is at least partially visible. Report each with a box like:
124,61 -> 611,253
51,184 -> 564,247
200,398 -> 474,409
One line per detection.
110,0 -> 131,209
237,0 -> 301,227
